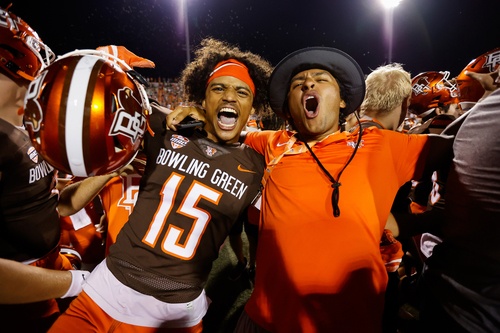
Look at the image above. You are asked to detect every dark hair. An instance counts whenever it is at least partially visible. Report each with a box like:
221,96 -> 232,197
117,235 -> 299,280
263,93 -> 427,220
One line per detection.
259,108 -> 286,130
180,38 -> 273,115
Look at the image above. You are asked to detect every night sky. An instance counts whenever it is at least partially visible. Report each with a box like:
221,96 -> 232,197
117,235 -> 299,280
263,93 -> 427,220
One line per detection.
3,0 -> 499,80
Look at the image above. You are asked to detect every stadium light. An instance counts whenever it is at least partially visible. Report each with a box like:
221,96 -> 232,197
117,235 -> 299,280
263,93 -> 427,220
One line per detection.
179,0 -> 191,64
381,0 -> 402,63
381,0 -> 402,9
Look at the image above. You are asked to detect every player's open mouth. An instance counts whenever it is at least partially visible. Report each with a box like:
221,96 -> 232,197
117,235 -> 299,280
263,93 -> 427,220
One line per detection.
218,107 -> 238,130
304,94 -> 319,118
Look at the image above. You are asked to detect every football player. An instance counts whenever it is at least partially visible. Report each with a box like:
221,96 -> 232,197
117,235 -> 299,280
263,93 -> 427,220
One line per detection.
48,37 -> 271,333
0,5 -> 87,332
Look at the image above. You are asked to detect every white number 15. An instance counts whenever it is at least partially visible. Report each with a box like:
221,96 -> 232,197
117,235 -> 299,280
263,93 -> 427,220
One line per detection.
142,172 -> 222,259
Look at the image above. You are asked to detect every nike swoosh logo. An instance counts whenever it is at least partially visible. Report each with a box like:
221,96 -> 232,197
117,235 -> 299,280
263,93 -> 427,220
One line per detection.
276,141 -> 289,147
237,165 -> 256,173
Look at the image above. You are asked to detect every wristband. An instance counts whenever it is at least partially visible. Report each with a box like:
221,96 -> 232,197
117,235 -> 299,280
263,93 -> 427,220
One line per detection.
61,270 -> 90,299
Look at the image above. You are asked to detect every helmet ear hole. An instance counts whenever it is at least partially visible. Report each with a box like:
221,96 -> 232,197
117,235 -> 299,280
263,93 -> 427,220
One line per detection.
23,51 -> 149,177
0,44 -> 23,58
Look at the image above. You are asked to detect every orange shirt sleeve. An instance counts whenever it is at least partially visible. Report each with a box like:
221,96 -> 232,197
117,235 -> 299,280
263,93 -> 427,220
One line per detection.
244,130 -> 271,156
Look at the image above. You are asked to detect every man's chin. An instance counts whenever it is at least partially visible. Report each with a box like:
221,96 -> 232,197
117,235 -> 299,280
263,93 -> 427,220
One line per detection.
211,128 -> 232,142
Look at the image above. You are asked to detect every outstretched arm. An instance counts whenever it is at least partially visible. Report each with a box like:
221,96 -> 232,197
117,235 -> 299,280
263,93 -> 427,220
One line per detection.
58,163 -> 136,217
0,259 -> 89,304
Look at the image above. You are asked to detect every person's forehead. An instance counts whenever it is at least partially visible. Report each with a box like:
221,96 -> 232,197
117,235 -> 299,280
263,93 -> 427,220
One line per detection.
291,69 -> 336,80
208,75 -> 252,90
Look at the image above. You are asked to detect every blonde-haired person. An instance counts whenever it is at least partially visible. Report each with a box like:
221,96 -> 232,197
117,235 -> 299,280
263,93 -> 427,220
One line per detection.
358,63 -> 412,131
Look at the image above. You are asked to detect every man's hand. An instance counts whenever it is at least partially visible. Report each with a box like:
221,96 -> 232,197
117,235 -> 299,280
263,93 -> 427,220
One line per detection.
96,45 -> 155,70
166,105 -> 206,131
465,67 -> 500,101
151,101 -> 173,115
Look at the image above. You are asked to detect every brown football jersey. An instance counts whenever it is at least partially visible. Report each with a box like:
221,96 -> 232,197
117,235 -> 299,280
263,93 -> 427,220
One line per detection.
0,118 -> 60,262
107,120 -> 264,303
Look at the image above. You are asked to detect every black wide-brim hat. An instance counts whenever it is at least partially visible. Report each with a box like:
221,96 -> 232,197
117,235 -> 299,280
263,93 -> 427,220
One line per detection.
269,47 -> 366,117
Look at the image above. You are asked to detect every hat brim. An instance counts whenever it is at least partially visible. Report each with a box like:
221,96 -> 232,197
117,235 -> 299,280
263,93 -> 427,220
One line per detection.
269,47 -> 365,117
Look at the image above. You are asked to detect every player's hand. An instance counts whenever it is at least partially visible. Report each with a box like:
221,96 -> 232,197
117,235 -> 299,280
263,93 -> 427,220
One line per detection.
166,105 -> 206,131
61,270 -> 91,298
96,45 -> 155,70
465,71 -> 497,92
151,101 -> 173,115
465,67 -> 500,100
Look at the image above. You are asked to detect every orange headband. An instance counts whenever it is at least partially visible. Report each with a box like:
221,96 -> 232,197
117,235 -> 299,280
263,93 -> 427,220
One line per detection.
207,59 -> 255,95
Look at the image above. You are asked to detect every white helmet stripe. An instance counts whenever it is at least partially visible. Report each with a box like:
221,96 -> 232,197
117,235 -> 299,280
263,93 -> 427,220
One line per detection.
66,55 -> 100,177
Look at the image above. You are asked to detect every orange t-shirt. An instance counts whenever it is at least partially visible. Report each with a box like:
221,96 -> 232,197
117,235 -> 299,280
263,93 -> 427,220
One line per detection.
244,128 -> 428,333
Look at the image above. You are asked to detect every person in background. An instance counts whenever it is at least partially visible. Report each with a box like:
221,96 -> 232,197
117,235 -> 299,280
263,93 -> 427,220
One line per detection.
49,37 -> 272,333
418,64 -> 500,333
388,52 -> 500,332
356,63 -> 411,131
0,6 -> 91,331
393,52 -> 500,266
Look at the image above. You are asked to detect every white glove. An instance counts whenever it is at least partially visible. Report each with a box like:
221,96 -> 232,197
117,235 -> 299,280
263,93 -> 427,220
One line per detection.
61,270 -> 91,298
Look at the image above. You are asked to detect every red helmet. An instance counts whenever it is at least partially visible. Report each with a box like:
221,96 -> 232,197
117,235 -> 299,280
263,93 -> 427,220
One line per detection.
409,71 -> 459,115
456,47 -> 500,107
0,6 -> 54,83
23,50 -> 150,177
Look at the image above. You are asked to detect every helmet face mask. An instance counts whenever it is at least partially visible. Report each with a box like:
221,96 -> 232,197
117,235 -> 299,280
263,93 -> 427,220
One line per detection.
24,33 -> 55,68
0,7 -> 54,83
409,71 -> 459,116
23,50 -> 150,177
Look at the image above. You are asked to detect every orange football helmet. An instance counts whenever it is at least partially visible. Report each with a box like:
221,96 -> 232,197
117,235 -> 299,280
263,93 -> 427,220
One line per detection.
456,47 -> 500,107
0,6 -> 54,83
409,71 -> 459,115
23,50 -> 150,177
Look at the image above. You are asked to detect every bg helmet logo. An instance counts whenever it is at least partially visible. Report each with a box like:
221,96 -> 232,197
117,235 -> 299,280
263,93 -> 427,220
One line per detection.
110,87 -> 146,142
482,49 -> 500,73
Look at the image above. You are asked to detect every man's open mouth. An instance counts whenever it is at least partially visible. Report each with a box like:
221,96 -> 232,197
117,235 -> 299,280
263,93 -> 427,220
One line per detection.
218,107 -> 238,129
304,95 -> 319,118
